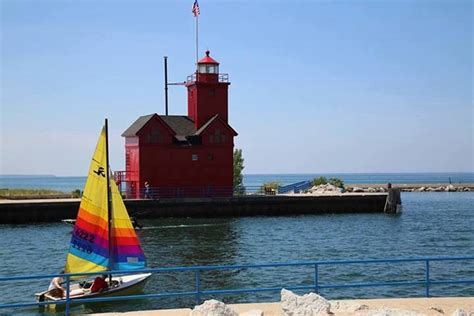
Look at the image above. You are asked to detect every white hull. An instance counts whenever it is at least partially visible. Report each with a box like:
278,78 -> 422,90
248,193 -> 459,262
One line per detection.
36,273 -> 152,303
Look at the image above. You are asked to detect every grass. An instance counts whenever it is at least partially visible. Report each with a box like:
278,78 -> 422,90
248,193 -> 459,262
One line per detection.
0,188 -> 78,199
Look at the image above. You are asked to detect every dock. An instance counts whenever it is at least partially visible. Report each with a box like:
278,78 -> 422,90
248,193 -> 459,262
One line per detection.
0,193 -> 390,224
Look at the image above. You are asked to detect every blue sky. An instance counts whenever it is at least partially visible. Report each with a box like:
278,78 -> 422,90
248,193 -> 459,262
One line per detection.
1,0 -> 472,176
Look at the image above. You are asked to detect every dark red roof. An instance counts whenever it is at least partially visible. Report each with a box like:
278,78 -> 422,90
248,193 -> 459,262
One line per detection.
198,50 -> 219,65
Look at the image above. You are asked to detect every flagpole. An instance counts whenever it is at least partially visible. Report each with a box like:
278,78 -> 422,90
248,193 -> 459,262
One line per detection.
196,14 -> 199,72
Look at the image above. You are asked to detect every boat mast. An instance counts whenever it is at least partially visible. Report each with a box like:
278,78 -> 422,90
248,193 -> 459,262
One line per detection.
105,118 -> 113,283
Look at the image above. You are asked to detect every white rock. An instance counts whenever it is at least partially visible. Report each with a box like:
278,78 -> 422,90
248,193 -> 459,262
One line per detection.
190,299 -> 238,316
446,184 -> 456,192
331,300 -> 369,312
239,310 -> 264,316
352,187 -> 364,192
452,309 -> 467,316
416,187 -> 426,192
281,288 -> 331,315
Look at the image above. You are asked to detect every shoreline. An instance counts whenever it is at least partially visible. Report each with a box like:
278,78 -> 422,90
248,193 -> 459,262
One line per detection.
0,183 -> 473,200
92,297 -> 474,315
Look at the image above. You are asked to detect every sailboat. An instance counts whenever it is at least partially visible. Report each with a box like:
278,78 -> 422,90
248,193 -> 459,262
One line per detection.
36,119 -> 152,302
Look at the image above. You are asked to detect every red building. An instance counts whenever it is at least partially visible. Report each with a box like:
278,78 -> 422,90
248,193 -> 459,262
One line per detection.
118,51 -> 237,198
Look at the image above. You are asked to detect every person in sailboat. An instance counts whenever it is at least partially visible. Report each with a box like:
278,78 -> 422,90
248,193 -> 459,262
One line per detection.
90,274 -> 109,293
48,270 -> 65,298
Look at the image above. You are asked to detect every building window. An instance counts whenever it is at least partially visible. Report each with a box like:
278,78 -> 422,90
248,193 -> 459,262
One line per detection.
192,154 -> 198,161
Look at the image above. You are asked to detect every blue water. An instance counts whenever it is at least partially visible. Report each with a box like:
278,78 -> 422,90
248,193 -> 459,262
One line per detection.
1,173 -> 473,192
0,192 -> 473,314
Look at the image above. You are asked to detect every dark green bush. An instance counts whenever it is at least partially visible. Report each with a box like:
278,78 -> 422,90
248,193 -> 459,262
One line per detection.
328,178 -> 344,188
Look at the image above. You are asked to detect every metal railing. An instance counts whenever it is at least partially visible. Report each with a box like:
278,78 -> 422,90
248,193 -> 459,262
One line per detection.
186,73 -> 229,83
278,181 -> 312,194
1,256 -> 473,315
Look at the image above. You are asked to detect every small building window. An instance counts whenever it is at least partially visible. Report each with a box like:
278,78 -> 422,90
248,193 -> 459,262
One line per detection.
192,154 -> 198,161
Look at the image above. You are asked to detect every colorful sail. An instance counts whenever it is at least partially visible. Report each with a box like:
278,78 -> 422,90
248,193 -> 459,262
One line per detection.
65,127 -> 109,276
110,176 -> 147,270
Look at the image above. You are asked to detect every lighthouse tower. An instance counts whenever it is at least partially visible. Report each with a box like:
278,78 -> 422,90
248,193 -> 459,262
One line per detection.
187,50 -> 230,128
120,51 -> 237,199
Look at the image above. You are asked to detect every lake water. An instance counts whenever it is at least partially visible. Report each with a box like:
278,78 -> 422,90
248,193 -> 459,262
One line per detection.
0,192 -> 473,314
1,173 -> 473,192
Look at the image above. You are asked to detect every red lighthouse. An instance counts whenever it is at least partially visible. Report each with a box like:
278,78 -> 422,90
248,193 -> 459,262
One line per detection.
119,51 -> 237,198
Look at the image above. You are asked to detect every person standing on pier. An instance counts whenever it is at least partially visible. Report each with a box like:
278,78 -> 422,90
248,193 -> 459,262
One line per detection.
144,181 -> 151,199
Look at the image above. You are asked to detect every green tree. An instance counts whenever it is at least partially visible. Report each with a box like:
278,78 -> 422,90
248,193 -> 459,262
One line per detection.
233,148 -> 245,194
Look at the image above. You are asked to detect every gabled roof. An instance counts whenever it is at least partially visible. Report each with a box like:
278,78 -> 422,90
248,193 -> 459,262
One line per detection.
122,114 -> 197,138
161,116 -> 196,137
122,113 -> 237,139
195,114 -> 238,136
121,114 -> 155,137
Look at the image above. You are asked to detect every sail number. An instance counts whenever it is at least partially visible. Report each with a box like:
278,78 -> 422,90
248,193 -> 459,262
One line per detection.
73,227 -> 95,243
71,228 -> 96,254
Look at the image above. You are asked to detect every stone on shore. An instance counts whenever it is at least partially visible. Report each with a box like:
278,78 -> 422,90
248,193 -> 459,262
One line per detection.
446,185 -> 456,192
451,308 -> 468,316
281,288 -> 331,315
307,184 -> 343,194
190,299 -> 238,316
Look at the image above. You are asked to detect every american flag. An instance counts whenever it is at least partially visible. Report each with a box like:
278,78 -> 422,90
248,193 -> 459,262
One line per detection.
192,0 -> 200,17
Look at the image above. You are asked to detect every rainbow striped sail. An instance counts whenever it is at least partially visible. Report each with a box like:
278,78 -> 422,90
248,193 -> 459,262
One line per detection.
64,124 -> 146,276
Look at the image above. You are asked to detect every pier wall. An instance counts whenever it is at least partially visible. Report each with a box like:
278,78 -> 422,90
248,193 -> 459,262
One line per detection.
0,194 -> 388,224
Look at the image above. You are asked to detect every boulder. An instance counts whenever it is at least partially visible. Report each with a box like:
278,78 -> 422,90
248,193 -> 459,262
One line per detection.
416,187 -> 426,192
190,299 -> 238,316
463,187 -> 471,192
281,288 -> 331,315
451,309 -> 467,316
352,187 -> 364,193
308,184 -> 343,195
446,185 -> 456,192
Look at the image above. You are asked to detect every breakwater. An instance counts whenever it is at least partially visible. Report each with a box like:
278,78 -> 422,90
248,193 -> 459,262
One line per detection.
345,183 -> 473,193
0,194 -> 388,224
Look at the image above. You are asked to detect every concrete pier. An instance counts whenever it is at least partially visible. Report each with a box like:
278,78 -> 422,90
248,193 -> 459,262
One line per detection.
0,194 -> 388,224
91,297 -> 474,315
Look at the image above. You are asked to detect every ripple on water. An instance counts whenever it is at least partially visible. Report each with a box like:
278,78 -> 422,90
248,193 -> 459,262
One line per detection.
0,192 -> 473,314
